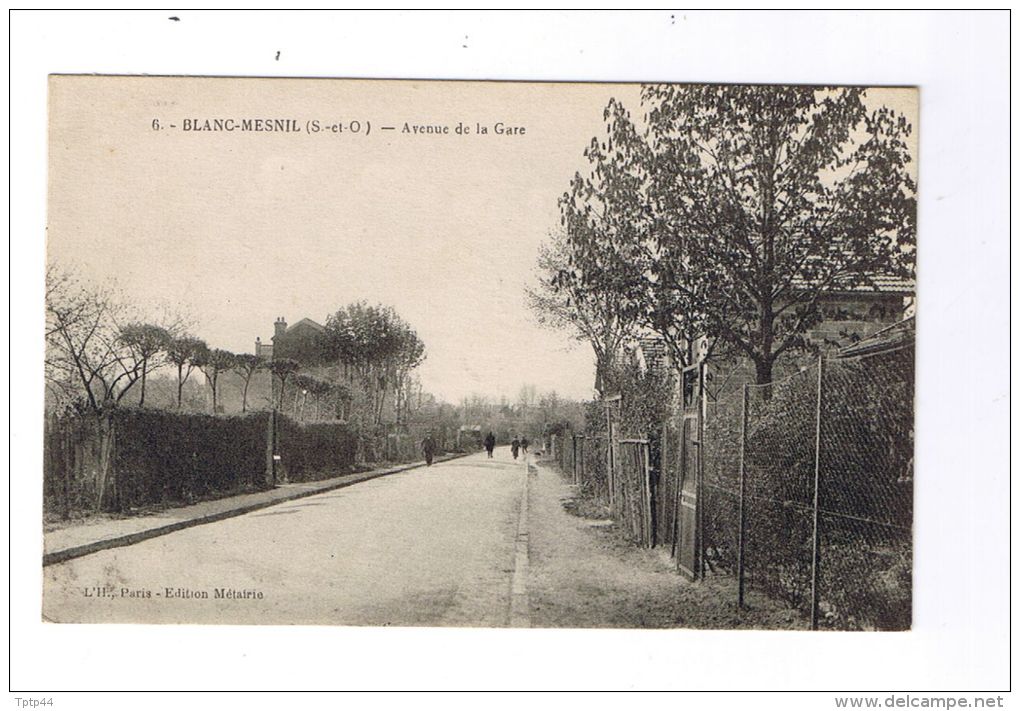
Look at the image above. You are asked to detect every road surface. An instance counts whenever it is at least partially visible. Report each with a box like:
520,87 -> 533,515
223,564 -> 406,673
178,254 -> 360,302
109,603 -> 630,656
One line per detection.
43,446 -> 797,628
43,448 -> 528,626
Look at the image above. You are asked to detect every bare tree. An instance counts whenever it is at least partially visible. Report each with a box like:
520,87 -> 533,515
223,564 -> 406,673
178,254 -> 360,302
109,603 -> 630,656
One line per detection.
527,231 -> 636,395
46,264 -> 151,411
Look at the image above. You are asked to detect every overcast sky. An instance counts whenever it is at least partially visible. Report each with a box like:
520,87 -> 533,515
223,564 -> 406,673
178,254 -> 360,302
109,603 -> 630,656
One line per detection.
48,78 -> 649,403
48,79 -> 916,404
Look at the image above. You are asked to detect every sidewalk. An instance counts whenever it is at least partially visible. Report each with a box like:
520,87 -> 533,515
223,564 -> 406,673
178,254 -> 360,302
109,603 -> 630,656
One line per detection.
526,459 -> 803,629
43,453 -> 466,566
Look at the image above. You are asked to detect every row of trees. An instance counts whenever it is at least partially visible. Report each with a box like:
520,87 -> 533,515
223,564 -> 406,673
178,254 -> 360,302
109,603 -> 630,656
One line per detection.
530,85 -> 916,385
322,302 -> 426,426
455,386 -> 584,443
45,266 -> 425,425
45,266 -> 197,414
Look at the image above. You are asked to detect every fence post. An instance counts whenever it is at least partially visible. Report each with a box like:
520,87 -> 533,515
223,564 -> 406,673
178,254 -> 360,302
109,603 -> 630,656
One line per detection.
642,442 -> 653,549
572,434 -> 578,484
605,400 -> 615,511
96,410 -> 116,513
737,382 -> 749,609
267,408 -> 279,487
696,362 -> 706,579
578,435 -> 585,485
809,354 -> 825,630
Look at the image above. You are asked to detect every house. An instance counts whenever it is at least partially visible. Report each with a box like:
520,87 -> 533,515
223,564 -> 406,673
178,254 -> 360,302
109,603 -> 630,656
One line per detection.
633,336 -> 672,377
255,317 -> 327,365
615,274 -> 915,403
705,275 -> 915,360
702,275 -> 915,392
799,275 -> 915,353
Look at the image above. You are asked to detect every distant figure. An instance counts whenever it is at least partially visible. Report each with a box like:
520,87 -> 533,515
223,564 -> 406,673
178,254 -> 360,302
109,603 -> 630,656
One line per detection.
484,431 -> 496,458
421,433 -> 436,466
511,436 -> 520,460
521,436 -> 530,454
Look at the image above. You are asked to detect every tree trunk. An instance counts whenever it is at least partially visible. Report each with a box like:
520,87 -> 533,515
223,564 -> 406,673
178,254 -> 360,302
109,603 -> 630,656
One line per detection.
754,357 -> 775,404
177,367 -> 184,409
754,358 -> 773,386
242,377 -> 249,413
139,363 -> 147,407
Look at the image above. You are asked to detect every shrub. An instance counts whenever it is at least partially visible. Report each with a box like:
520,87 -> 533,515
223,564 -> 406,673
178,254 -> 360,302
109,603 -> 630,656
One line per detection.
276,415 -> 359,482
112,408 -> 270,511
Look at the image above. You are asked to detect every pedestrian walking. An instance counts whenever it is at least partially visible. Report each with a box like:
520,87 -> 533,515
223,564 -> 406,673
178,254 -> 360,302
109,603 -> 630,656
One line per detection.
484,431 -> 496,458
511,436 -> 520,460
421,432 -> 436,466
521,436 -> 530,454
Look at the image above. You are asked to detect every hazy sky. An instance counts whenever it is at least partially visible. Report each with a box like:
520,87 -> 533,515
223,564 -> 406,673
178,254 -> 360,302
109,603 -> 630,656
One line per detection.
48,78 -> 916,404
48,77 -> 647,402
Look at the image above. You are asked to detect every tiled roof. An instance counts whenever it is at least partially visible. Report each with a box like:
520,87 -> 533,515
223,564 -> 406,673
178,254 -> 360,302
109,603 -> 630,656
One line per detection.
287,318 -> 325,333
790,273 -> 915,294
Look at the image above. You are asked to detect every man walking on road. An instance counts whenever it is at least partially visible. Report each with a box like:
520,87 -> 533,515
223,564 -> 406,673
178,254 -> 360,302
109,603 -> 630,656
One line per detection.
511,436 -> 520,460
421,432 -> 436,466
484,431 -> 496,458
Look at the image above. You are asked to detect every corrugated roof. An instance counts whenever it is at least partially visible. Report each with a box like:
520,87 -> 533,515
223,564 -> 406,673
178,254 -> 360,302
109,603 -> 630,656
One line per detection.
836,316 -> 915,359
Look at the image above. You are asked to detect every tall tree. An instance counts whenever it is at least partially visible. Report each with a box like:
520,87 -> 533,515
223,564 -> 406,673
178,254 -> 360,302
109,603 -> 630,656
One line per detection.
528,229 -> 637,394
640,85 -> 916,383
231,353 -> 264,413
118,323 -> 171,407
166,336 -> 209,410
46,265 -> 150,411
542,88 -> 916,385
269,358 -> 300,410
200,348 -> 235,414
529,96 -> 655,392
323,302 -> 426,424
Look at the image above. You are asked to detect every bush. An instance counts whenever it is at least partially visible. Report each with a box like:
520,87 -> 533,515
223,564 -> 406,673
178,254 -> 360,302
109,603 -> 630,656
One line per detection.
112,408 -> 270,511
276,415 -> 359,482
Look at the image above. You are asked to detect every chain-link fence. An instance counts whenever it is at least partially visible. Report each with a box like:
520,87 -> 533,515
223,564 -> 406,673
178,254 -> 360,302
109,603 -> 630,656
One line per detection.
699,351 -> 913,630
542,347 -> 912,630
742,365 -> 820,614
816,351 -> 913,630
701,393 -> 744,575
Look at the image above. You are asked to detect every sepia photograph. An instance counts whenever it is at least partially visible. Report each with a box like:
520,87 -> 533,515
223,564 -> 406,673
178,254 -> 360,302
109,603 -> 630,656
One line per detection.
9,9 -> 1011,700
43,76 -> 917,631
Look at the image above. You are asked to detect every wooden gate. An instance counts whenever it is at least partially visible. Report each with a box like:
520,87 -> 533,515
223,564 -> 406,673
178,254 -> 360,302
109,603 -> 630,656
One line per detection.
671,362 -> 705,580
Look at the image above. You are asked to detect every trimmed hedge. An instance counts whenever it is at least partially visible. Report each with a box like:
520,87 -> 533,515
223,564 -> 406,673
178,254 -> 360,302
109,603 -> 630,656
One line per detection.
112,409 -> 271,511
276,415 -> 359,482
46,407 -> 438,517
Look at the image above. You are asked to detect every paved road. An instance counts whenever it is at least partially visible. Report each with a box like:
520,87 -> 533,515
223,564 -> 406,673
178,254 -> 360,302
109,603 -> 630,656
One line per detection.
43,448 -> 529,626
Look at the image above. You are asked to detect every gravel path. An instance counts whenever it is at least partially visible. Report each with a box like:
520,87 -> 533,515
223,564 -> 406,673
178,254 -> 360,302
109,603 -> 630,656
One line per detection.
527,459 -> 804,629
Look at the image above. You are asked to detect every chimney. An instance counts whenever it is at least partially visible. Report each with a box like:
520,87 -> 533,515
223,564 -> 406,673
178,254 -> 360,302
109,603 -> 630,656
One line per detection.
274,317 -> 287,339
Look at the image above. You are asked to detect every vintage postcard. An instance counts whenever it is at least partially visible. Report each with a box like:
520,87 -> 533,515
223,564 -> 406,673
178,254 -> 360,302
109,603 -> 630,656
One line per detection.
43,76 -> 917,629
